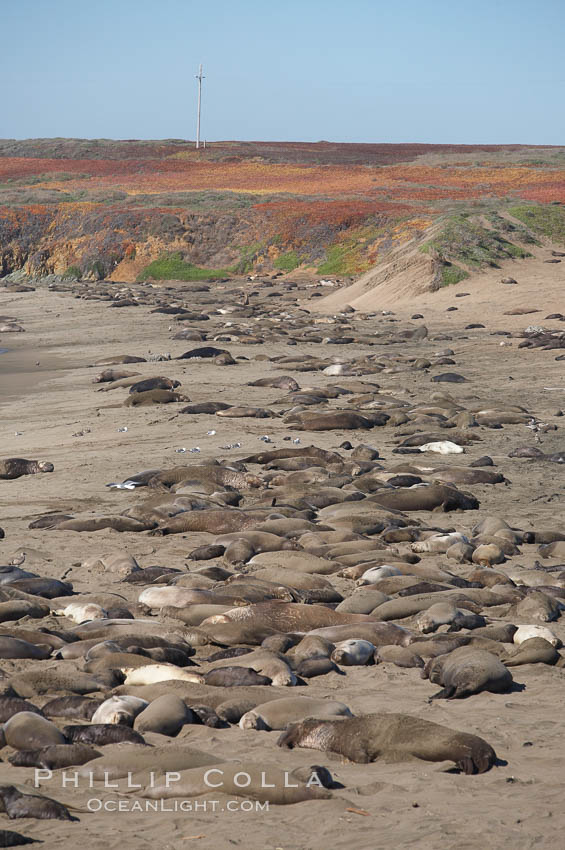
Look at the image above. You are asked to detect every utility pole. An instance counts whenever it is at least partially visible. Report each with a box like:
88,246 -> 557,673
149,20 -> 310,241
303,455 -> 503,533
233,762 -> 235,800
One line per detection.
195,64 -> 204,149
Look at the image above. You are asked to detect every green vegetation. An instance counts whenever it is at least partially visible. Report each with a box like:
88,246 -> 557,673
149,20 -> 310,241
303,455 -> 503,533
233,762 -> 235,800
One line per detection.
484,211 -> 540,245
439,262 -> 469,286
136,252 -> 234,282
235,242 -> 265,274
62,265 -> 81,280
316,225 -> 383,275
508,203 -> 565,244
87,260 -> 107,279
421,214 -> 533,270
274,250 -> 302,272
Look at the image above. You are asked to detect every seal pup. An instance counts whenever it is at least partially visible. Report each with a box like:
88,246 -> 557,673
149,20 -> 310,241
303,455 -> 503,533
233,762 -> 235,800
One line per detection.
8,744 -> 101,770
0,786 -> 75,821
277,713 -> 496,774
0,460 -> 54,480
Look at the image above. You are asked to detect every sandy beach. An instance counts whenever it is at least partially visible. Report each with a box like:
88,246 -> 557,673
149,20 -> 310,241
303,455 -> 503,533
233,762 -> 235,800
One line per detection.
1,255 -> 565,849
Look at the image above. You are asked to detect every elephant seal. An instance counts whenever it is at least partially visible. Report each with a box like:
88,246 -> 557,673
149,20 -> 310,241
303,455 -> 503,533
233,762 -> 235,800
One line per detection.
122,664 -> 204,686
133,694 -> 194,736
204,649 -> 296,686
331,639 -> 375,665
138,762 -> 332,805
3,713 -> 66,750
9,670 -> 105,698
8,744 -> 101,770
239,697 -> 352,730
375,645 -> 424,668
54,516 -> 154,533
63,724 -> 146,746
0,830 -> 39,845
424,647 -> 513,699
93,368 -> 141,383
123,389 -> 188,407
513,624 -> 560,647
129,377 -> 181,394
369,484 -> 479,512
307,622 -> 413,646
0,637 -> 51,660
203,667 -> 272,687
77,746 -> 222,782
0,460 -> 54,480
200,601 -> 372,633
41,696 -> 102,721
91,696 -> 148,725
277,713 -> 496,774
0,698 -> 44,723
501,638 -> 560,666
0,786 -> 75,821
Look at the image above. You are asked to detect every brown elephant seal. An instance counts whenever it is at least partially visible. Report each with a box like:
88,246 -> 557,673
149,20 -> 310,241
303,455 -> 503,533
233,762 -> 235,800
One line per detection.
63,724 -> 146,746
138,762 -> 332,805
287,411 -> 384,431
123,389 -> 189,407
0,830 -> 40,845
0,786 -> 75,821
3,712 -> 66,750
93,368 -> 141,383
0,698 -> 44,723
507,591 -> 562,623
307,622 -> 413,646
296,657 -> 340,677
200,601 -> 372,633
41,696 -> 102,721
369,484 -> 479,512
133,694 -> 194,736
277,713 -> 496,774
0,637 -> 51,660
423,647 -> 513,699
203,667 -> 272,687
54,516 -> 154,533
215,698 -> 259,724
204,649 -> 296,686
501,638 -> 560,666
0,459 -> 54,480
9,670 -> 104,698
375,645 -> 424,668
286,635 -> 334,664
129,377 -> 181,394
239,697 -> 352,730
93,354 -> 146,365
8,744 -> 101,769
77,745 -> 222,782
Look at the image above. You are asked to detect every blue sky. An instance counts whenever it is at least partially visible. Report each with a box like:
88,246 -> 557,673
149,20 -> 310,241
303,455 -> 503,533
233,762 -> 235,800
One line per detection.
2,0 -> 563,143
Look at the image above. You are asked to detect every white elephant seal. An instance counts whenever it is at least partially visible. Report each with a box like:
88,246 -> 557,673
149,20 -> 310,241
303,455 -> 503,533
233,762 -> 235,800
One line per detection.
513,624 -> 560,647
239,696 -> 352,731
123,664 -> 205,686
331,639 -> 375,665
91,695 -> 149,725
55,602 -> 108,623
356,565 -> 402,586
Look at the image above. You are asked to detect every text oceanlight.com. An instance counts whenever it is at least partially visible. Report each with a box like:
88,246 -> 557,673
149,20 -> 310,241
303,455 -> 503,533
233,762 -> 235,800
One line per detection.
86,799 -> 269,813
